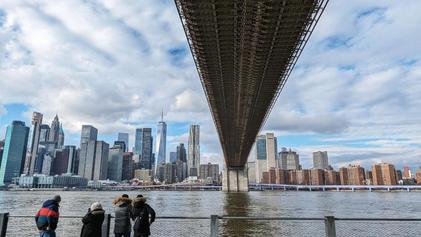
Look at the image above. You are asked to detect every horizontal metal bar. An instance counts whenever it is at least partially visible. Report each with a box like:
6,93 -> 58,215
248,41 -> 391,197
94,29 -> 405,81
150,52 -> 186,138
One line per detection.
8,215 -> 421,222
335,218 -> 421,222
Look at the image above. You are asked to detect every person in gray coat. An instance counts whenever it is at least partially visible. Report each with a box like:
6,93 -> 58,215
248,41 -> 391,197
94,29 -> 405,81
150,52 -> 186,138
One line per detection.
112,194 -> 133,237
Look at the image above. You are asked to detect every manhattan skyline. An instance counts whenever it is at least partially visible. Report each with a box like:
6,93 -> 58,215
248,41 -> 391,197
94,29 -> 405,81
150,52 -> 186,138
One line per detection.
0,1 -> 421,170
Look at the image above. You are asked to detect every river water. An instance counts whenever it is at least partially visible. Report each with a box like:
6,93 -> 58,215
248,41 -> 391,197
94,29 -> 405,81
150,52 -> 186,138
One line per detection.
1,190 -> 421,236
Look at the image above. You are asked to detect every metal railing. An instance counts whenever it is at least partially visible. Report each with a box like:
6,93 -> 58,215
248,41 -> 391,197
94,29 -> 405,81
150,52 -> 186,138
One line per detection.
1,213 -> 421,236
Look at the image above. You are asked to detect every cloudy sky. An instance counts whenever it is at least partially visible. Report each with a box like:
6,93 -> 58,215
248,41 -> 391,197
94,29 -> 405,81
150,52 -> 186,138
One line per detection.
0,0 -> 420,171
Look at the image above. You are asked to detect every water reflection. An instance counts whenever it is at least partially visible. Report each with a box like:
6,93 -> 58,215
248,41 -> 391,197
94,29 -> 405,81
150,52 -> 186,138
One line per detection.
222,192 -> 270,236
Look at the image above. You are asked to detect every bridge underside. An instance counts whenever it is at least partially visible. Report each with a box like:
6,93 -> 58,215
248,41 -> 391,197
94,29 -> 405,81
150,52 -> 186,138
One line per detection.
175,0 -> 328,190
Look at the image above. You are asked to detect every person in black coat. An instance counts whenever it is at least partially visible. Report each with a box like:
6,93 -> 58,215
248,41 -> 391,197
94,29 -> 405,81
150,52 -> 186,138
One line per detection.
81,202 -> 105,237
113,194 -> 133,237
132,195 -> 156,237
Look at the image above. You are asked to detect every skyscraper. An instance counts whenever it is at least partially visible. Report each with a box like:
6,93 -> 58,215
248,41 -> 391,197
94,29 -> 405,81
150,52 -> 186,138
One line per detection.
134,128 -> 153,169
58,124 -> 65,148
255,133 -> 278,183
93,141 -> 109,180
51,149 -> 70,175
39,124 -> 50,143
188,125 -> 200,177
25,112 -> 43,175
170,152 -> 177,163
80,125 -> 98,146
65,145 -> 78,174
176,143 -> 187,162
286,149 -> 300,170
117,133 -> 129,152
49,115 -> 60,145
0,121 -> 30,185
155,112 -> 167,167
313,151 -> 329,170
108,145 -> 123,182
122,152 -> 134,181
79,140 -> 97,180
278,147 -> 288,169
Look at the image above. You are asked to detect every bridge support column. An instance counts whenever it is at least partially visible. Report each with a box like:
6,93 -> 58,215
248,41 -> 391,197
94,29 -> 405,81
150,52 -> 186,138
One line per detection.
223,167 -> 249,192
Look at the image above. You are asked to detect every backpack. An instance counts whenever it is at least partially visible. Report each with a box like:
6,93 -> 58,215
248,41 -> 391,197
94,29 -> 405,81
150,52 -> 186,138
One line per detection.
133,206 -> 149,232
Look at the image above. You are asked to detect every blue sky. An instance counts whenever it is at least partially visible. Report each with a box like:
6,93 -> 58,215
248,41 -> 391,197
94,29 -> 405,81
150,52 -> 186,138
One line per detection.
1,0 -> 421,171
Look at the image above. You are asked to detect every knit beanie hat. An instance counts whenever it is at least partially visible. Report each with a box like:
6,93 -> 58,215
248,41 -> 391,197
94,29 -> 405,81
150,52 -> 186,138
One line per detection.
91,202 -> 102,211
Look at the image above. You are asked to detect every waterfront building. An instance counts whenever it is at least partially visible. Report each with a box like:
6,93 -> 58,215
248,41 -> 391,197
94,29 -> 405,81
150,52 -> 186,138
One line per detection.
93,141 -> 109,180
396,170 -> 402,182
255,133 -> 278,183
403,166 -> 411,179
117,133 -> 129,152
122,152 -> 134,181
347,165 -> 365,185
41,154 -> 54,175
276,168 -> 288,184
267,168 -> 275,184
313,151 -> 329,170
416,167 -> 421,184
325,170 -> 339,185
107,145 -> 123,182
365,170 -> 373,185
39,124 -> 50,143
286,149 -> 300,170
339,167 -> 349,185
297,169 -> 311,185
310,168 -> 325,185
80,125 -> 98,146
51,149 -> 70,175
278,147 -> 288,170
134,128 -> 153,169
288,170 -> 298,185
169,152 -> 177,163
372,163 -> 397,185
262,171 -> 269,184
247,162 -> 256,184
176,143 -> 187,162
134,169 -> 153,183
25,112 -> 43,175
18,174 -> 88,188
188,124 -> 200,177
155,113 -> 167,169
199,163 -> 220,183
0,121 -> 30,185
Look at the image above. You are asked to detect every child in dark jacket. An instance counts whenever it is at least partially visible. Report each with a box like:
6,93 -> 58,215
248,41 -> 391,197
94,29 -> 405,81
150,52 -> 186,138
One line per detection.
80,202 -> 105,237
35,195 -> 61,237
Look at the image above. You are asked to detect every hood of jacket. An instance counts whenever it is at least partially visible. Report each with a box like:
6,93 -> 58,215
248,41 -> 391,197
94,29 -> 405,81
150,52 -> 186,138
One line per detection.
42,199 -> 59,208
91,209 -> 105,215
133,197 -> 147,208
113,197 -> 132,207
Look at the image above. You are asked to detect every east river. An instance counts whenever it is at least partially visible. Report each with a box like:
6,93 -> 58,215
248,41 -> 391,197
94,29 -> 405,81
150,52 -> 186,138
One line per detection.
1,190 -> 421,236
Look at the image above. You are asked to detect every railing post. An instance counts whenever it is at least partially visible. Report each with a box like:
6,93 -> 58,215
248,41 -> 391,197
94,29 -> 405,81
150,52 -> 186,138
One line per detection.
210,215 -> 218,237
324,216 -> 336,237
102,214 -> 111,237
0,213 -> 9,237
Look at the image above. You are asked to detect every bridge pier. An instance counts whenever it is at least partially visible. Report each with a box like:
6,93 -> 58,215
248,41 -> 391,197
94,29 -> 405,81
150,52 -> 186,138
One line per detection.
223,167 -> 249,192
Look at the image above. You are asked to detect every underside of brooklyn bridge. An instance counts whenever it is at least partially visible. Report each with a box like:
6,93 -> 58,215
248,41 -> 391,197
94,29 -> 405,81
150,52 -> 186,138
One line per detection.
175,0 -> 329,191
